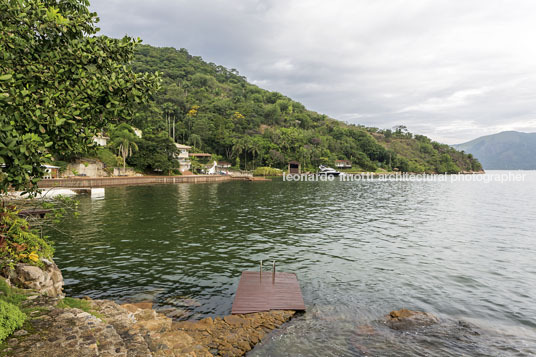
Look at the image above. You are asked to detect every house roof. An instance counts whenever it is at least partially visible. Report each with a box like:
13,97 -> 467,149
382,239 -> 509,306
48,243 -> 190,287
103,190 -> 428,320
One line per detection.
189,153 -> 212,157
335,159 -> 351,163
217,161 -> 231,166
175,143 -> 191,149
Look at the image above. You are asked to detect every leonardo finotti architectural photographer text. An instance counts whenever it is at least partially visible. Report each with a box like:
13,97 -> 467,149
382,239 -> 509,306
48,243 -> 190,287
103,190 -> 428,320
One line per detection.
283,172 -> 526,183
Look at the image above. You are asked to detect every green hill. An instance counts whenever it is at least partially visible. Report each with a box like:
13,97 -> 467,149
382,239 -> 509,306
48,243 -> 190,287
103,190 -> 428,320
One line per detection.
453,131 -> 536,170
127,44 -> 481,174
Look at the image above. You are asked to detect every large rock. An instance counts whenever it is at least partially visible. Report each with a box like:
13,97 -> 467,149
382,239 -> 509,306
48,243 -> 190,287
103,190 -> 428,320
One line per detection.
384,308 -> 439,330
3,258 -> 64,297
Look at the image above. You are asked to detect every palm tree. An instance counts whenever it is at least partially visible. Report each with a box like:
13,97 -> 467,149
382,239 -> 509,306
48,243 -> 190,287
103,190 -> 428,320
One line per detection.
243,138 -> 251,170
189,134 -> 202,150
250,139 -> 261,169
112,129 -> 138,173
232,138 -> 245,170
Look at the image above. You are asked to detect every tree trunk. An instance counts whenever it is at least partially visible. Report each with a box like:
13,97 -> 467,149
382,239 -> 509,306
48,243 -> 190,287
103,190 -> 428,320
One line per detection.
123,146 -> 127,172
172,117 -> 176,142
166,114 -> 170,137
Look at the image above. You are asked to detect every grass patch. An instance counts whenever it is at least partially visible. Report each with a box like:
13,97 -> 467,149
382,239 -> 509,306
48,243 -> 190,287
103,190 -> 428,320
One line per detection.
57,297 -> 103,319
0,279 -> 26,307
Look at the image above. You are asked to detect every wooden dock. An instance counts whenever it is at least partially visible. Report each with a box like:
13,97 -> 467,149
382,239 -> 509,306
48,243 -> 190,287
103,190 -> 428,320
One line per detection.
37,175 -> 232,188
231,271 -> 305,314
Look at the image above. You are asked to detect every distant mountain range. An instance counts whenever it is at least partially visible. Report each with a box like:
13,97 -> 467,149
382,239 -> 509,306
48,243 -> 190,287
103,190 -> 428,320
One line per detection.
453,131 -> 536,170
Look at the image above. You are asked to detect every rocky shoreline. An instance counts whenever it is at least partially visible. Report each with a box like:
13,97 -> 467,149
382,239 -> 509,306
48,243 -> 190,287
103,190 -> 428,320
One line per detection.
3,294 -> 296,357
0,260 -> 298,357
1,261 -> 445,356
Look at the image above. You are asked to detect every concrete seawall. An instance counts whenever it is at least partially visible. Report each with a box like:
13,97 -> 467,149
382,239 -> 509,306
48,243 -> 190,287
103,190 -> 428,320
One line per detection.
37,175 -> 233,188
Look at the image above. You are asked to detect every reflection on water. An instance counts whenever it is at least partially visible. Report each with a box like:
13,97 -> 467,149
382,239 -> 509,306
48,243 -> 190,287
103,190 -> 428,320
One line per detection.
51,171 -> 536,356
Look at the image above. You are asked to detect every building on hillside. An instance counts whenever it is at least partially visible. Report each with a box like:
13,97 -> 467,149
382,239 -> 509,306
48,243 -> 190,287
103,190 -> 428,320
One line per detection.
133,128 -> 143,138
189,153 -> 212,160
217,161 -> 231,169
335,160 -> 352,169
175,143 -> 192,173
92,133 -> 109,146
288,161 -> 301,174
42,164 -> 60,179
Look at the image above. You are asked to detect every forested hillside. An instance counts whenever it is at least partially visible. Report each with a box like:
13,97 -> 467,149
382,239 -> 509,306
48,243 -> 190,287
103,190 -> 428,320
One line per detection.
127,45 -> 481,173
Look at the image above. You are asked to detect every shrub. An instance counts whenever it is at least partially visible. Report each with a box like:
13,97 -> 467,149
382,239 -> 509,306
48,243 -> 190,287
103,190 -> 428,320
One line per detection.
0,299 -> 26,342
253,167 -> 283,176
0,207 -> 54,270
97,148 -> 122,168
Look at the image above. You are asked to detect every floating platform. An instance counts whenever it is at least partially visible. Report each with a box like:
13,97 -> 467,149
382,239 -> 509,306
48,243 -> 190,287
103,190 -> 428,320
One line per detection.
231,271 -> 305,314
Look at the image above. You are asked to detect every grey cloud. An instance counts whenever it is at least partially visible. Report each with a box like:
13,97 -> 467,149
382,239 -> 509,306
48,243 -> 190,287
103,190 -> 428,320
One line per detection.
89,0 -> 536,144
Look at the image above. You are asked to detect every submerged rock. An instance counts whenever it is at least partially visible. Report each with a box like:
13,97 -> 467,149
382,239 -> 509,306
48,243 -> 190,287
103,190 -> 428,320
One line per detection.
384,308 -> 439,330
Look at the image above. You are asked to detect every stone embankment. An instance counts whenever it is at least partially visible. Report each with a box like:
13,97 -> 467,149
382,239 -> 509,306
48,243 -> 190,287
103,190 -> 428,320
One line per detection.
1,258 -> 297,356
1,259 -> 64,297
4,295 -> 295,357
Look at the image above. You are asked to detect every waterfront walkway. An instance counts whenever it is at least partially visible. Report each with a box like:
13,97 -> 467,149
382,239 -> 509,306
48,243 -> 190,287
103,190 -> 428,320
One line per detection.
37,175 -> 234,188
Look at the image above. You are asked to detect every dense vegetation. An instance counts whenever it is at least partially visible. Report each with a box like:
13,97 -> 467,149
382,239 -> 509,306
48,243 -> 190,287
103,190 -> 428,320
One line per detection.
124,45 -> 481,174
0,3 -> 157,336
0,0 -> 159,194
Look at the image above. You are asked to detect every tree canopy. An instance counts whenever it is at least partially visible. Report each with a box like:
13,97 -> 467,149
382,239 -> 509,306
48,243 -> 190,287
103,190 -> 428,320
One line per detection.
0,0 -> 160,194
125,45 -> 481,174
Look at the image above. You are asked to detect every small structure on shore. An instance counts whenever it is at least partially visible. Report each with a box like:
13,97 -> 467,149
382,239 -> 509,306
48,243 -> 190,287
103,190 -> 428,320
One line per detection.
217,161 -> 231,169
232,261 -> 305,314
42,164 -> 60,179
335,159 -> 352,169
288,160 -> 301,174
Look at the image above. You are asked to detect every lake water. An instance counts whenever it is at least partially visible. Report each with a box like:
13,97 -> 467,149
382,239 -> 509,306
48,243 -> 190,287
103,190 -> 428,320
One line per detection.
52,171 -> 536,356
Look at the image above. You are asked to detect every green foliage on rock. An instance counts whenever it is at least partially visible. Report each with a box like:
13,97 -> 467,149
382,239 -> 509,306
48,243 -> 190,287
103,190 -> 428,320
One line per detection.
0,0 -> 160,194
0,279 -> 27,343
0,299 -> 26,343
57,297 -> 103,319
130,45 -> 481,173
0,207 -> 54,270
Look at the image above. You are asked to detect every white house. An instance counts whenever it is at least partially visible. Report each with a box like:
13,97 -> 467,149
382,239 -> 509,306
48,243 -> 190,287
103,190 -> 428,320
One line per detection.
93,134 -> 109,146
133,128 -> 143,138
42,164 -> 60,179
175,143 -> 192,172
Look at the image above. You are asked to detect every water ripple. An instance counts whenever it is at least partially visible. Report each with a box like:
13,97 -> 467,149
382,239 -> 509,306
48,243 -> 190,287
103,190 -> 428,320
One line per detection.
49,171 -> 536,356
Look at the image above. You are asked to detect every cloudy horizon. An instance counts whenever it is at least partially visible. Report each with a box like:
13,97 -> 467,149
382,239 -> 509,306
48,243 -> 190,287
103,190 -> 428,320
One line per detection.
89,0 -> 536,144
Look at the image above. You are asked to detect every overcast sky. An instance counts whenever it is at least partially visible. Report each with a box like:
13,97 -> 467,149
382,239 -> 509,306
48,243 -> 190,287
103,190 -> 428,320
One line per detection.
89,0 -> 536,144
